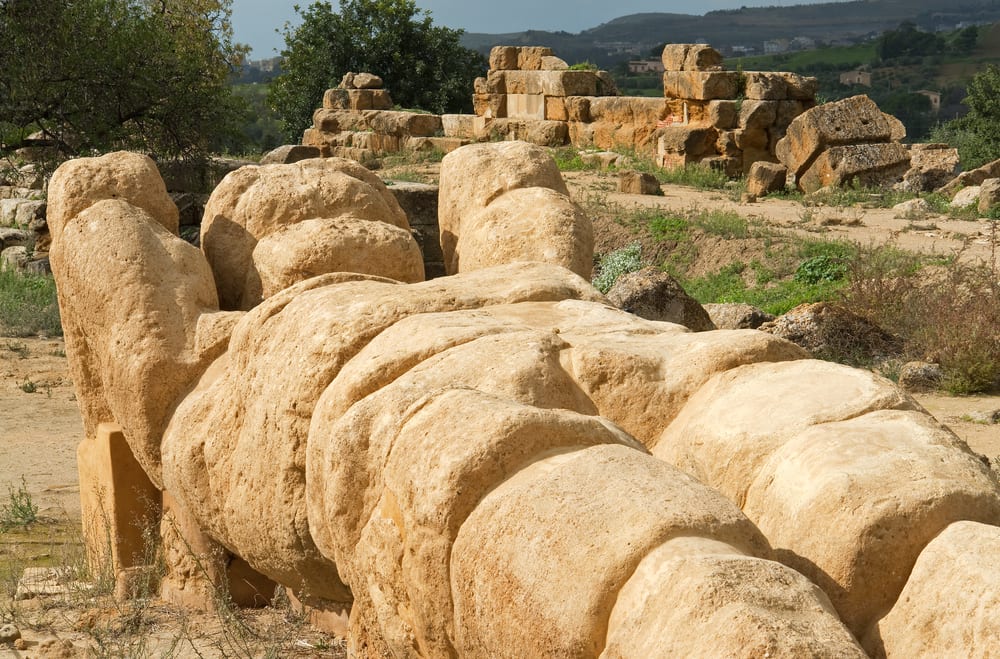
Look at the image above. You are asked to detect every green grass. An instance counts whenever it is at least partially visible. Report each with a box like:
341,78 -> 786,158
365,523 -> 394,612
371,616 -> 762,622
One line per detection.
0,269 -> 62,337
656,163 -> 734,190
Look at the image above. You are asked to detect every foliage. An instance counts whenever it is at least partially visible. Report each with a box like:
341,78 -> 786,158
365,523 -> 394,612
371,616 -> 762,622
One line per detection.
795,254 -> 848,284
592,242 -> 643,293
657,163 -> 733,190
226,83 -> 284,155
568,61 -> 598,71
0,0 -> 248,162
0,477 -> 38,531
876,21 -> 945,61
269,0 -> 486,141
929,63 -> 1000,169
0,269 -> 62,337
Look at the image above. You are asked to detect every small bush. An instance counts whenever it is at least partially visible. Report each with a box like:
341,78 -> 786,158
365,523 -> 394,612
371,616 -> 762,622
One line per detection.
0,269 -> 62,337
593,242 -> 643,293
691,210 -> 750,239
795,254 -> 848,284
649,214 -> 690,242
658,163 -> 732,190
1,476 -> 38,531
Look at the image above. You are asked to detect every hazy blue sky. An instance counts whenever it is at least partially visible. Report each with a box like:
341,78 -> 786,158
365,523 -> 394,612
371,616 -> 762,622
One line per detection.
232,0 -> 845,58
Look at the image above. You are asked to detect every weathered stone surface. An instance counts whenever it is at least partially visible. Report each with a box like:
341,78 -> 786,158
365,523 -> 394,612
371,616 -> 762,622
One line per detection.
565,96 -> 591,122
661,44 -> 723,71
663,71 -> 739,100
200,157 -> 415,310
707,100 -> 739,129
540,55 -> 568,70
502,70 -> 599,97
488,46 -> 518,71
739,100 -> 778,129
938,156 -> 1000,195
440,113 -> 476,139
703,302 -> 775,329
797,142 -> 910,194
657,126 -> 718,161
897,360 -> 943,391
516,46 -> 554,70
869,521 -> 1000,658
978,177 -> 1000,213
259,145 -> 321,165
353,73 -> 383,89
899,143 -> 960,192
760,302 -> 902,363
617,170 -> 662,196
363,110 -> 442,137
588,96 -> 666,125
776,95 -> 899,178
0,227 -> 32,251
745,161 -> 787,196
607,267 -> 713,330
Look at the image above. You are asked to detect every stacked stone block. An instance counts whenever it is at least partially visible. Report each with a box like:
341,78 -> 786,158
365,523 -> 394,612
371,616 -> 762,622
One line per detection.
655,44 -> 818,175
302,72 -> 466,160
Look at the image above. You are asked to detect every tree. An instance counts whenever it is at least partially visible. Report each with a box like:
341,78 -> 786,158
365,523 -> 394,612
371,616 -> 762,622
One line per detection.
931,64 -> 1000,169
876,21 -> 944,61
0,0 -> 247,162
268,0 -> 486,141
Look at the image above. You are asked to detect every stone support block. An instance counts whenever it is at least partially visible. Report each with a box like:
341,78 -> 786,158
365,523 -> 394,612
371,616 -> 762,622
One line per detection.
663,71 -> 739,101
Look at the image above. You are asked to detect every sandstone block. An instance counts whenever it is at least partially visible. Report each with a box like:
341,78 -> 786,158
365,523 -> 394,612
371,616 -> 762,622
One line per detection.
716,130 -> 740,156
703,302 -> 774,330
473,93 -> 507,118
739,100 -> 778,129
353,72 -> 383,89
616,171 -> 663,197
663,70 -> 739,100
588,96 -> 667,125
798,142 -> 910,194
259,145 -> 321,165
937,156 -> 1000,195
596,70 -> 619,95
506,93 -> 545,120
541,55 -> 568,70
979,177 -> 1000,213
869,521 -> 1000,658
441,114 -> 476,139
782,72 -> 819,100
661,44 -> 723,71
516,46 -> 554,70
708,100 -> 739,129
743,72 -> 789,100
503,70 -> 599,96
488,46 -> 518,70
607,267 -> 714,329
900,144 -> 960,193
544,96 -> 567,121
565,96 -> 591,122
363,110 -> 442,137
657,126 -> 718,161
472,76 -> 487,95
776,95 -> 898,178
745,161 -> 788,197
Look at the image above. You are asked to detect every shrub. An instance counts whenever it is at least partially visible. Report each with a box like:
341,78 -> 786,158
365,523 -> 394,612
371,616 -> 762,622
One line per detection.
0,269 -> 62,337
593,242 -> 643,293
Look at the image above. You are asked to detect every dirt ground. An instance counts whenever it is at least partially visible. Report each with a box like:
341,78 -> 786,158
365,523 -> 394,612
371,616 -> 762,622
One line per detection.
0,173 -> 997,655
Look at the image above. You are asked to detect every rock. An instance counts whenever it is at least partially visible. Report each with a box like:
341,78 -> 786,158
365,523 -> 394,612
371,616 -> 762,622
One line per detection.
353,72 -> 383,89
516,46 -> 554,71
438,141 -> 592,278
200,156 -> 420,310
259,144 -> 322,165
892,197 -> 932,216
979,177 -> 1000,213
898,143 -> 960,192
950,185 -> 981,209
607,267 -> 714,331
797,142 -> 910,194
540,55 -> 568,70
776,95 -> 899,179
0,623 -> 20,643
965,409 -> 1000,424
24,257 -> 51,275
867,521 -> 1000,657
897,361 -> 943,391
662,71 -> 739,100
488,46 -> 518,71
0,227 -> 32,251
579,151 -> 623,168
703,302 -> 774,329
1,246 -> 28,271
760,302 -> 902,364
0,198 -> 20,225
745,162 -> 787,197
617,170 -> 662,195
660,44 -> 724,72
13,200 -> 45,228
938,156 -> 1000,196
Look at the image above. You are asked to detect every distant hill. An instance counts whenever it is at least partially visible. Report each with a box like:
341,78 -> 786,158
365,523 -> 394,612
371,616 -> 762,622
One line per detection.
461,0 -> 1000,66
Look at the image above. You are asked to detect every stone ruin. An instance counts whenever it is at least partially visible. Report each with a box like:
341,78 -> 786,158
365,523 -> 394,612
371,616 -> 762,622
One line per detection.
48,141 -> 1000,657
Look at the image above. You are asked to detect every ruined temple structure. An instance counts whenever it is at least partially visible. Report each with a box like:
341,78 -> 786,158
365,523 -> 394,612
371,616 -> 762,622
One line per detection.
302,44 -> 818,175
50,141 -> 1000,657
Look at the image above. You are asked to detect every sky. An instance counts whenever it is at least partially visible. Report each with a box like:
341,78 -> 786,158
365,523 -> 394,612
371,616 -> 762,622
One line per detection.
231,0 -> 844,59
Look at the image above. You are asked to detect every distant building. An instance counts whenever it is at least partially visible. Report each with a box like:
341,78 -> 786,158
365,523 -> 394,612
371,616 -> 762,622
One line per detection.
790,36 -> 817,50
917,89 -> 942,113
628,59 -> 665,74
764,39 -> 790,54
840,70 -> 872,87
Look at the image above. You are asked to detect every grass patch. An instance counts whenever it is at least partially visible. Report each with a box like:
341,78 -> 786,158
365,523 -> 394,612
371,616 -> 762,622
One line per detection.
551,146 -> 600,172
592,242 -> 644,293
657,163 -> 734,190
0,269 -> 62,337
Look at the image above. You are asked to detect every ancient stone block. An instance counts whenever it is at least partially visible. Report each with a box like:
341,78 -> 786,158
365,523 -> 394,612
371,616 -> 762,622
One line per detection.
739,100 -> 778,130
661,44 -> 723,71
743,72 -> 789,101
322,88 -> 349,110
657,126 -> 718,162
473,76 -> 487,95
517,46 -> 554,70
617,171 -> 663,197
745,161 -> 788,197
798,142 -> 910,193
589,96 -> 666,125
781,72 -> 818,101
565,97 -> 591,122
708,100 -> 739,129
353,73 -> 383,89
504,70 -> 599,97
473,93 -> 507,118
489,46 -> 518,71
545,96 -> 568,121
734,126 -> 769,151
507,93 -> 546,120
716,131 -> 741,157
541,55 -> 568,70
567,121 -> 595,146
441,114 -> 477,139
364,110 -> 442,137
663,71 -> 739,101
486,70 -> 507,94
260,145 -> 321,165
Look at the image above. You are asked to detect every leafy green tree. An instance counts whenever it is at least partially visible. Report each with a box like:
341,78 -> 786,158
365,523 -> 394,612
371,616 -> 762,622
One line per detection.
269,0 -> 485,141
931,64 -> 1000,169
0,0 -> 247,162
876,21 -> 945,61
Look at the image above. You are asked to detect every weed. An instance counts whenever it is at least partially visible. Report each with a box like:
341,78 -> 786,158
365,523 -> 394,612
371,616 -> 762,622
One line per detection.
4,340 -> 29,358
795,254 -> 848,284
593,242 -> 644,293
691,209 -> 750,239
19,379 -> 36,393
551,146 -> 598,172
1,477 -> 38,531
568,61 -> 598,71
0,269 -> 62,337
648,214 -> 690,242
657,163 -> 732,190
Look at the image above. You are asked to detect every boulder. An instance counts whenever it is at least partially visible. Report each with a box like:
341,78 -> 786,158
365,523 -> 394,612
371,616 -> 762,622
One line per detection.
663,71 -> 739,100
869,521 -> 1000,657
660,44 -> 723,72
938,156 -> 1000,196
517,46 -> 554,71
950,185 -> 981,209
0,227 -> 32,251
200,157 -> 419,310
979,177 -> 1000,213
759,302 -> 902,364
776,95 -> 899,179
745,162 -> 787,197
703,302 -> 775,329
12,200 -> 45,228
617,170 -> 662,195
1,245 -> 28,271
353,73 -> 383,89
898,143 -> 960,193
897,361 -> 943,391
606,267 -> 714,330
797,142 -> 910,194
892,197 -> 932,217
260,145 -> 322,165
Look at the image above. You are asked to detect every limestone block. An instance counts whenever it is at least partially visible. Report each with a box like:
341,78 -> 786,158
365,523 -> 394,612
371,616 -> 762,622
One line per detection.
744,409 -> 1000,636
259,145 -> 321,165
979,177 -> 1000,212
568,121 -> 595,147
900,143 -> 960,193
451,444 -> 770,656
503,70 -> 599,96
604,538 -> 866,658
406,136 -> 467,154
708,100 -> 739,129
441,114 -> 476,139
775,95 -> 898,178
781,72 -> 819,101
312,108 -> 368,132
661,44 -> 723,71
774,99 -> 809,128
657,126 -> 718,160
353,72 -> 383,89
506,93 -> 545,120
663,71 -> 739,100
716,130 -> 740,157
544,96 -> 568,121
489,46 -> 518,70
734,126 -> 770,150
472,76 -> 487,95
323,88 -> 392,111
868,521 -> 1000,658
704,155 -> 743,178
323,88 -> 349,110
588,96 -> 667,125
454,187 -> 593,278
200,157 -> 412,310
745,161 -> 788,197
78,423 -> 161,576
473,93 -> 507,118
480,118 -> 569,146
485,70 -> 507,94
565,96 -> 591,122
516,46 -> 554,70
655,359 -> 915,499
541,55 -> 568,70
363,110 -> 442,137
617,171 -> 663,197
596,70 -> 619,96
798,142 -> 910,193
739,100 -> 778,129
